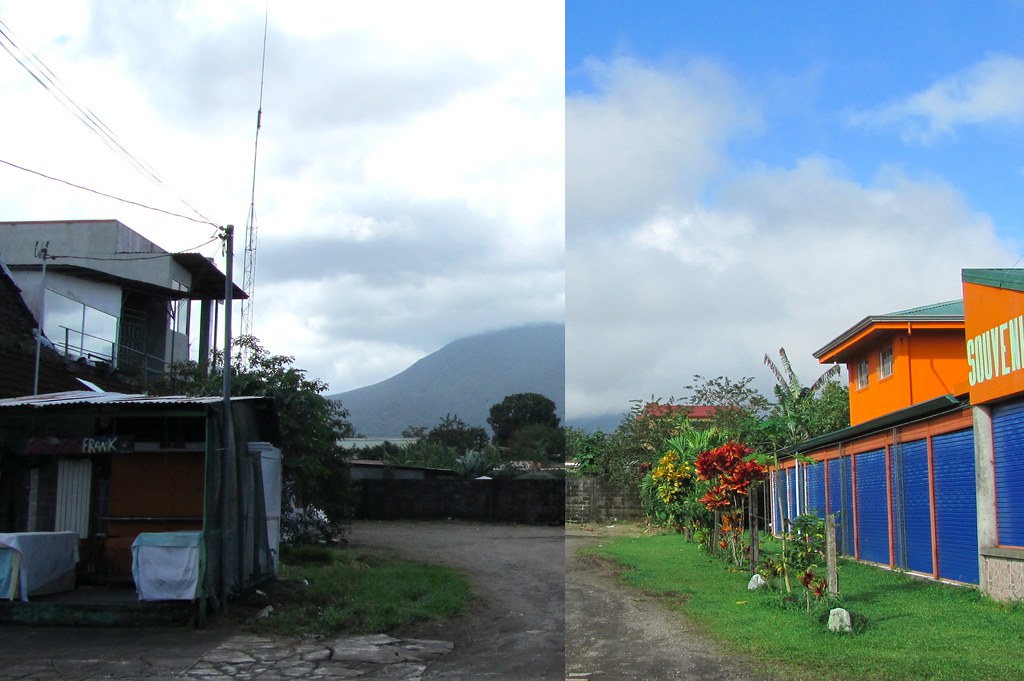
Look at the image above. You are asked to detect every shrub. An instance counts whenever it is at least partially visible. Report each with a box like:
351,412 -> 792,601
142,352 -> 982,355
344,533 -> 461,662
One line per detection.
281,504 -> 344,545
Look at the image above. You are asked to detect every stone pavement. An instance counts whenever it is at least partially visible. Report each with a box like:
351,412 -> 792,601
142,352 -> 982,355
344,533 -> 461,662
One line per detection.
183,633 -> 454,680
0,630 -> 453,680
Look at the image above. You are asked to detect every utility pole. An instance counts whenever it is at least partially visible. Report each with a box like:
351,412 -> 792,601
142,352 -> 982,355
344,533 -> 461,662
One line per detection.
32,241 -> 50,395
219,224 -> 237,607
222,225 -> 234,427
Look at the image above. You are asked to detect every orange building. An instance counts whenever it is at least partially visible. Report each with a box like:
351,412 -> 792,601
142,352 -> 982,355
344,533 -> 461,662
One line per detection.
772,271 -> 1024,599
961,269 -> 1024,600
773,299 -> 979,587
813,300 -> 968,426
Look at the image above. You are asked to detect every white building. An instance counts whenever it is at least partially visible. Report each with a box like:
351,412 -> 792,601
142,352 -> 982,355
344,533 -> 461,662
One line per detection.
0,219 -> 242,384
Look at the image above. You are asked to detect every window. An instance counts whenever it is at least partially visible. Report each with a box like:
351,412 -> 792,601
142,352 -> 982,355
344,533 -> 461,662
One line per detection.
856,359 -> 869,389
44,289 -> 118,363
170,280 -> 190,335
879,346 -> 893,379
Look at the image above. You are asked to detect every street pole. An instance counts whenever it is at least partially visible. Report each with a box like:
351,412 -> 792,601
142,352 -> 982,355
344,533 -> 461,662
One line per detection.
32,241 -> 50,396
218,224 -> 237,610
222,225 -> 235,442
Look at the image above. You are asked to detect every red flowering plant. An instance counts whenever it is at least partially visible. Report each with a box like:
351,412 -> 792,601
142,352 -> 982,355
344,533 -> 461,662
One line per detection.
638,422 -> 723,536
694,442 -> 768,566
795,568 -> 829,611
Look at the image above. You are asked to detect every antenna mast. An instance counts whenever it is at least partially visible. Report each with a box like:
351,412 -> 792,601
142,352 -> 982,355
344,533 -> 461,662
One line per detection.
241,6 -> 269,339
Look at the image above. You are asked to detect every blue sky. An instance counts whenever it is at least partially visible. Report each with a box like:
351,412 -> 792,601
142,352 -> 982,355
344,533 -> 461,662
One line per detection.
566,2 -> 1024,419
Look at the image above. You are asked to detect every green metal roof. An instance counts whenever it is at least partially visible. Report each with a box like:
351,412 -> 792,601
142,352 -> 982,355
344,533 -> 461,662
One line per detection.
814,300 -> 963,360
883,299 -> 964,318
962,268 -> 1024,294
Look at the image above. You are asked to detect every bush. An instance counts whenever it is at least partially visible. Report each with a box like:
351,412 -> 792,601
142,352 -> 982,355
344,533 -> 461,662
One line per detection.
281,504 -> 344,545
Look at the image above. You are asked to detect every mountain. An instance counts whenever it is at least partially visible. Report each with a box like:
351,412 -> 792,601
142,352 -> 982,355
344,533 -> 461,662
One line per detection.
564,413 -> 623,434
329,324 -> 565,437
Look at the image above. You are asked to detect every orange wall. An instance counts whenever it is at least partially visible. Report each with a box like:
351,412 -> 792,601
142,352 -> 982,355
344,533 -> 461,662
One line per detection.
964,281 -> 1024,404
109,451 -> 204,518
847,329 -> 967,426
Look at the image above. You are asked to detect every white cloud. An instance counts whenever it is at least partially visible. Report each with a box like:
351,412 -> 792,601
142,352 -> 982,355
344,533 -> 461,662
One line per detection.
851,54 -> 1024,142
632,206 -> 754,272
567,57 -> 760,233
0,0 -> 564,394
567,58 -> 1017,420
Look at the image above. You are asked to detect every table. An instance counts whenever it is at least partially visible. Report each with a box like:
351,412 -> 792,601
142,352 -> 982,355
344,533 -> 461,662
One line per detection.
131,531 -> 202,601
0,531 -> 79,601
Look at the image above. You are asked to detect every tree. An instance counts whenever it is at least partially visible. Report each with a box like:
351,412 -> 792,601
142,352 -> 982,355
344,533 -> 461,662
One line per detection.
565,427 -> 610,476
683,375 -> 771,448
506,423 -> 565,463
425,414 -> 489,454
763,348 -> 848,447
585,397 -> 693,488
154,335 -> 355,525
402,425 -> 429,439
488,392 -> 560,446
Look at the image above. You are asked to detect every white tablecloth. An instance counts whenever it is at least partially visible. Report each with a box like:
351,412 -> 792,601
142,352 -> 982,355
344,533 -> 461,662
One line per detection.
0,531 -> 79,601
131,531 -> 202,601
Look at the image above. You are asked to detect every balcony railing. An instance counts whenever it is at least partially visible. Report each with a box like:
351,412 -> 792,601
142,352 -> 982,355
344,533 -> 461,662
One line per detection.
55,326 -> 170,387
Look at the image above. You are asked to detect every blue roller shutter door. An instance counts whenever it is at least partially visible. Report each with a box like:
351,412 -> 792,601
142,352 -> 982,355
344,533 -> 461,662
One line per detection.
993,400 -> 1024,547
786,467 -> 797,525
773,469 -> 787,534
891,440 -> 933,574
774,468 -> 798,533
805,461 -> 826,518
828,456 -> 854,555
855,449 -> 890,564
932,428 -> 979,584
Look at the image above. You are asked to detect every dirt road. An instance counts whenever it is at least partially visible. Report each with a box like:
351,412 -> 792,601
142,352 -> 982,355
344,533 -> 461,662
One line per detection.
350,520 -> 769,681
348,520 -> 565,680
565,524 -> 768,681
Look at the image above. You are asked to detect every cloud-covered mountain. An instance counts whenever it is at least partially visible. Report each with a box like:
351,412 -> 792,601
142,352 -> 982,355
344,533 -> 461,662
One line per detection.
329,324 -> 564,437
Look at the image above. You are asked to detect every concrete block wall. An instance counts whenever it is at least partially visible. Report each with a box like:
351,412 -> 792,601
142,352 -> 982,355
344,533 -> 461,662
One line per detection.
981,551 -> 1024,601
565,476 -> 643,524
354,479 -> 564,525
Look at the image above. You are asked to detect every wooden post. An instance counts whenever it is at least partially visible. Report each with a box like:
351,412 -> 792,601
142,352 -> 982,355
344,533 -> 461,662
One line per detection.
713,510 -> 721,554
826,513 -> 839,597
749,483 -> 760,573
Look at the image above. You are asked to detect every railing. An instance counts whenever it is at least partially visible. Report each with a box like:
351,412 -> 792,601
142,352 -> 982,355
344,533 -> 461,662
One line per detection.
55,326 -> 171,387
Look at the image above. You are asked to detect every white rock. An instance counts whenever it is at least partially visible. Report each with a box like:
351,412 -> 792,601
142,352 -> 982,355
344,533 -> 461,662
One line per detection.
747,574 -> 767,591
828,607 -> 853,633
247,605 -> 273,621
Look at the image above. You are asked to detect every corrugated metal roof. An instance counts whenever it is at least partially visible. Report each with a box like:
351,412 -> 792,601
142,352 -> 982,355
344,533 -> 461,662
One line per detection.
814,299 -> 965,361
0,391 -> 264,409
962,268 -> 1024,293
883,299 -> 964,318
777,394 -> 966,460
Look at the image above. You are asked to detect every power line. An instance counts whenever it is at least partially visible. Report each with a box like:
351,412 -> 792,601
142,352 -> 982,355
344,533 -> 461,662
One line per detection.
0,157 -> 219,228
0,18 -> 217,226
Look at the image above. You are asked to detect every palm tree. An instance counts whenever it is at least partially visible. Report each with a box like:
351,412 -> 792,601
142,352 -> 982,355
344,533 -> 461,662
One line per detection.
762,347 -> 843,590
763,347 -> 842,445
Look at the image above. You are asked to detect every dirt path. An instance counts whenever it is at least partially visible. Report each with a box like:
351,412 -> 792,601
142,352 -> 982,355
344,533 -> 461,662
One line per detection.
565,524 -> 769,681
347,520 -> 565,680
349,520 -> 770,680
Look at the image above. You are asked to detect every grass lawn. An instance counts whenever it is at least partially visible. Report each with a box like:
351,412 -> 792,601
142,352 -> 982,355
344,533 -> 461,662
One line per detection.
593,533 -> 1024,681
234,544 -> 472,637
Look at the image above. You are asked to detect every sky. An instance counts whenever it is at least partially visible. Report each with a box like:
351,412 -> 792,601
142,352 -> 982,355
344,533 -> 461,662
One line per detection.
0,1 -> 564,395
3,3 -> 1024,425
566,1 -> 1024,420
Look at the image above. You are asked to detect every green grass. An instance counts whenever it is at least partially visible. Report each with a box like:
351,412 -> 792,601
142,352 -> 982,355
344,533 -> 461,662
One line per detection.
593,534 -> 1024,681
243,545 -> 472,637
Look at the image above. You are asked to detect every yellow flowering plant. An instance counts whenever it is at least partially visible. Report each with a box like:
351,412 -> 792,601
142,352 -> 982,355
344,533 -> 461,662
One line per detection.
640,432 -> 717,534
